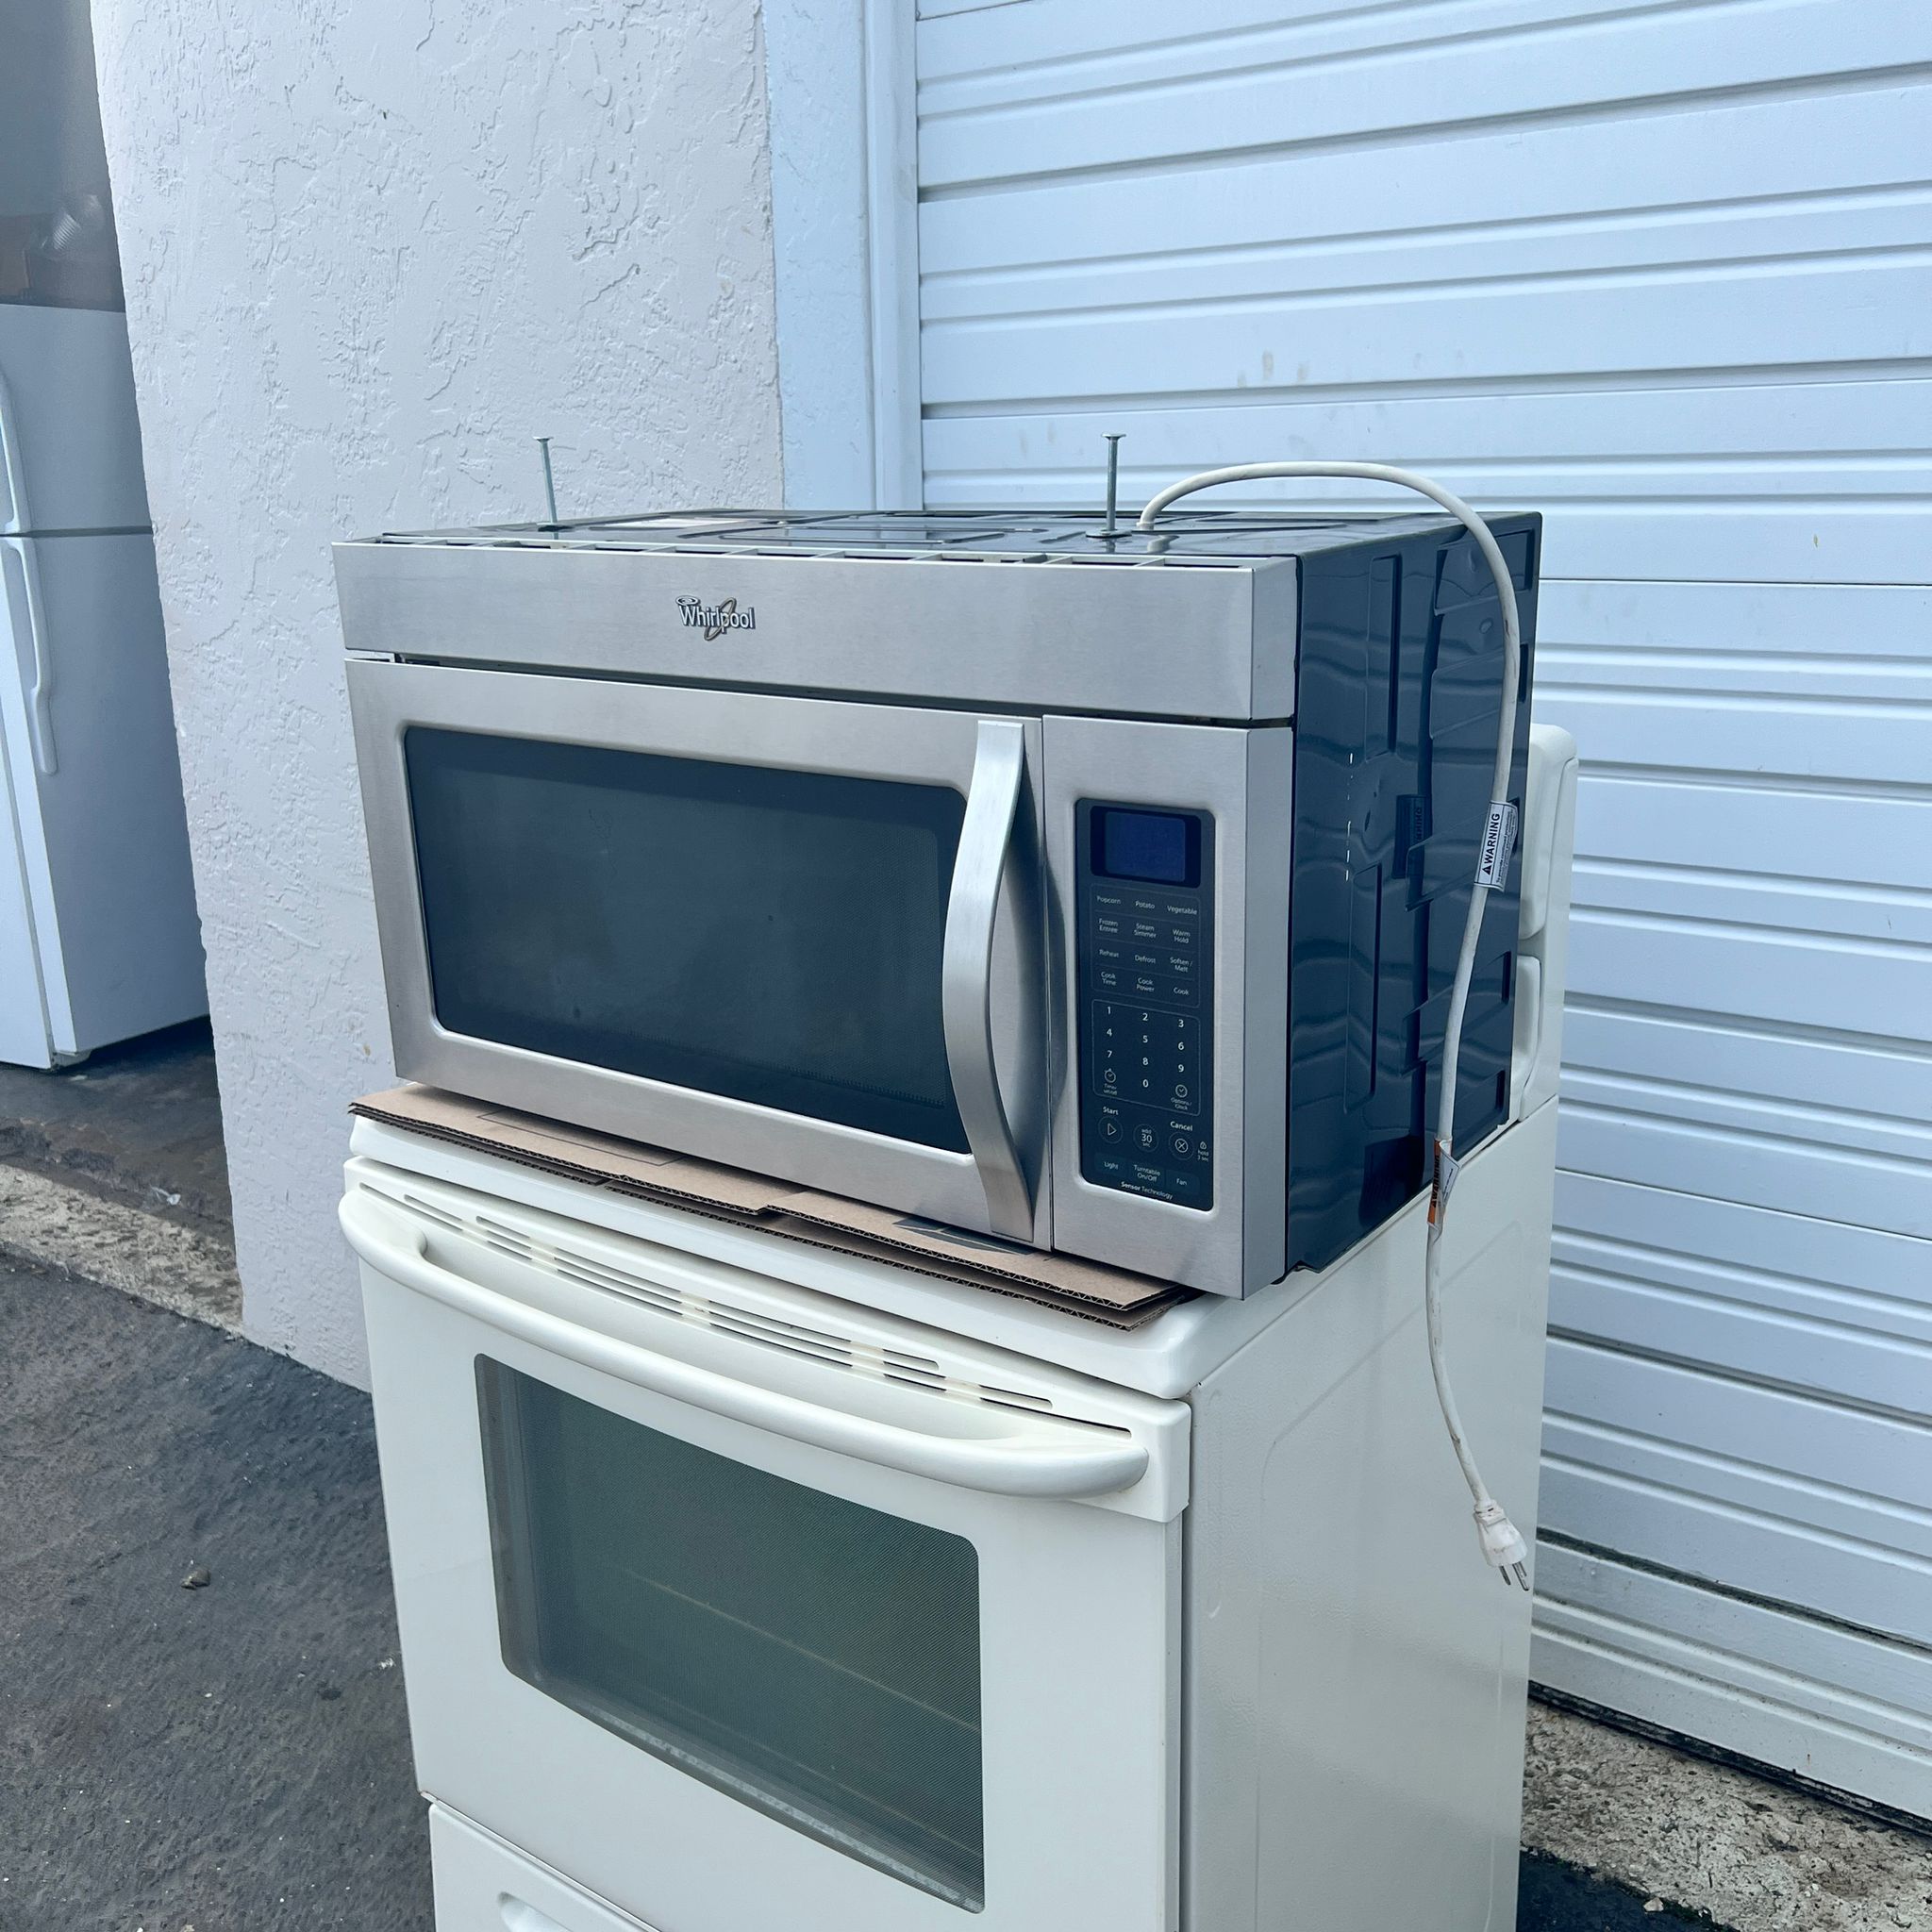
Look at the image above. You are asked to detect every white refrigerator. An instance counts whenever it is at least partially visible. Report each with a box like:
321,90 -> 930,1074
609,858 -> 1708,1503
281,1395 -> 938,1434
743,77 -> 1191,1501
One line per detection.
0,300 -> 205,1066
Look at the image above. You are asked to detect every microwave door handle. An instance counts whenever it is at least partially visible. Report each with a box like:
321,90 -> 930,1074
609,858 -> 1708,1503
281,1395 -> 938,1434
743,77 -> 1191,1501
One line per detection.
341,1189 -> 1147,1500
941,718 -> 1032,1240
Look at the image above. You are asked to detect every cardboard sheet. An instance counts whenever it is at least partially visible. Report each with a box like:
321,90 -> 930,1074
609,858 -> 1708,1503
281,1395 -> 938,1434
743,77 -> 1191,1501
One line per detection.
350,1086 -> 1191,1329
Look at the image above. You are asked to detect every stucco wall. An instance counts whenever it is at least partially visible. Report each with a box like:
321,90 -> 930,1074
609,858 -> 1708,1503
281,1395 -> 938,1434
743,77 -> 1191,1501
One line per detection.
91,0 -> 784,1383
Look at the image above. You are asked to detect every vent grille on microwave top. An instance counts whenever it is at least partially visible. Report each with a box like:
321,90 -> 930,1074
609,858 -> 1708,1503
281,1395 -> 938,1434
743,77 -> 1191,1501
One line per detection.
393,1190 -> 1059,1418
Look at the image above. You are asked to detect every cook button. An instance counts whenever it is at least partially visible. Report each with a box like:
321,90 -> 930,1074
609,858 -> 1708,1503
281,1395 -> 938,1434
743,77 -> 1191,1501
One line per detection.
1136,1125 -> 1158,1150
1102,1119 -> 1124,1142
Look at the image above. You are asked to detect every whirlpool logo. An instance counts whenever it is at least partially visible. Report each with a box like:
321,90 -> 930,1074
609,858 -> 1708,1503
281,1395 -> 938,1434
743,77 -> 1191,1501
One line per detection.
676,596 -> 756,641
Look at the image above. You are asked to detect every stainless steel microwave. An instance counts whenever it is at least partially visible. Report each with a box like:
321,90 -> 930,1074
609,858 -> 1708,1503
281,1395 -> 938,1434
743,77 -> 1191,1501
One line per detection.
337,508 -> 1538,1298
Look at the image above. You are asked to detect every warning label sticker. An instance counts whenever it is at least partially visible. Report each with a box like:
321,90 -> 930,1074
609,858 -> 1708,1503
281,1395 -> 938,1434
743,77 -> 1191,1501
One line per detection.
1476,800 -> 1519,890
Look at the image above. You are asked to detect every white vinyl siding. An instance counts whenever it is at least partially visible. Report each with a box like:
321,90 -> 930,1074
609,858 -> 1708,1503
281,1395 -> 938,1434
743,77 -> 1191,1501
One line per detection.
910,0 -> 1932,1814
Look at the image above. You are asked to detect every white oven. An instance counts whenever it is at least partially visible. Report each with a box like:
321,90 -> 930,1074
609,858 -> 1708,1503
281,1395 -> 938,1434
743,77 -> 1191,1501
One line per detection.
341,1040 -> 1568,1932
340,1174 -> 1189,1932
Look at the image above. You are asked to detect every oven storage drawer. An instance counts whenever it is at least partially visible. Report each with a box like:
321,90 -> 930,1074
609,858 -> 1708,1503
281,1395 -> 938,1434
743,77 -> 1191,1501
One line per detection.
430,1805 -> 656,1932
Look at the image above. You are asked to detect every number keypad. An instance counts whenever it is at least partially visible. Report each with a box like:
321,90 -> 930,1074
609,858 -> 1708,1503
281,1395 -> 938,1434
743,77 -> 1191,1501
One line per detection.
1074,811 -> 1214,1211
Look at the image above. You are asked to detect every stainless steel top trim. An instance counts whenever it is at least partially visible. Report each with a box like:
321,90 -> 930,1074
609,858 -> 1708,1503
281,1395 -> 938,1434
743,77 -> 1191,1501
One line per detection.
333,538 -> 1299,721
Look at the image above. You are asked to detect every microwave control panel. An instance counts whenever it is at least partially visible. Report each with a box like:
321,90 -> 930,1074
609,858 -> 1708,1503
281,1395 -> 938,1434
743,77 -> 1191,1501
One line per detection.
1074,803 -> 1215,1210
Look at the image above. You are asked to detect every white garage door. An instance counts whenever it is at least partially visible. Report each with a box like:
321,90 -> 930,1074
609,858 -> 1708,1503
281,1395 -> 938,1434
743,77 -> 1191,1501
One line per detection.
911,0 -> 1932,1813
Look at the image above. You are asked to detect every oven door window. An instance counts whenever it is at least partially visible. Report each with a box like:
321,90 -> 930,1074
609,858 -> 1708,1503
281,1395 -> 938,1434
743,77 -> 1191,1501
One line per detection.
404,728 -> 969,1151
476,1359 -> 986,1910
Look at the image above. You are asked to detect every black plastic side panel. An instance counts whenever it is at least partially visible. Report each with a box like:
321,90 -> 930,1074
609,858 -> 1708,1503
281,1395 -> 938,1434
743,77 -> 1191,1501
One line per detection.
1285,517 -> 1540,1273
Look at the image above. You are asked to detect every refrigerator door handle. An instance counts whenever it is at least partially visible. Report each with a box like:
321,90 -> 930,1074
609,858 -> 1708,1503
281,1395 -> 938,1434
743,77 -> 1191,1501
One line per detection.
0,538 -> 56,775
0,364 -> 26,534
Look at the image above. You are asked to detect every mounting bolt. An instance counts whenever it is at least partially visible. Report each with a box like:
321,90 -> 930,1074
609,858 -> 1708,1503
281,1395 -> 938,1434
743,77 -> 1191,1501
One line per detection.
536,435 -> 559,529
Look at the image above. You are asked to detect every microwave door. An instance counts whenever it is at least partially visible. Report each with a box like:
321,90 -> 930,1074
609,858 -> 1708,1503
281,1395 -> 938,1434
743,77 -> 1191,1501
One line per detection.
344,658 -> 1051,1243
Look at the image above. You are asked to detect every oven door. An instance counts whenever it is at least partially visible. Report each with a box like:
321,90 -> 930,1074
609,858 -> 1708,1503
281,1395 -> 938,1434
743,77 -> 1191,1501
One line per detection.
341,1174 -> 1186,1932
347,657 -> 1049,1244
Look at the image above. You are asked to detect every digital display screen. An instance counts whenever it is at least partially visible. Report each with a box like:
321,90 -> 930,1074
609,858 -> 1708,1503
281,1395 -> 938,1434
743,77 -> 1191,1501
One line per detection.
1093,808 -> 1197,886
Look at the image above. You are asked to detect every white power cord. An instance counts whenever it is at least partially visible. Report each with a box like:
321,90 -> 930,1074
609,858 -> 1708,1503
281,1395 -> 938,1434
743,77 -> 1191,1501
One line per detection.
1138,462 -> 1531,1589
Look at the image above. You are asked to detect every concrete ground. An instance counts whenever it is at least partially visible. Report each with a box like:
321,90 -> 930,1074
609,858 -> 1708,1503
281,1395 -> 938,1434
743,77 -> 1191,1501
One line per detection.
0,1021 -> 240,1333
0,1020 -> 232,1236
0,1257 -> 428,1931
2,1026 -> 1927,1930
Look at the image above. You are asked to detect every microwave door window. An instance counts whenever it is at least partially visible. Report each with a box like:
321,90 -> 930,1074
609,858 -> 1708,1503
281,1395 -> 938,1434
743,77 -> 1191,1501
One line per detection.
403,729 -> 969,1151
477,1359 -> 986,1909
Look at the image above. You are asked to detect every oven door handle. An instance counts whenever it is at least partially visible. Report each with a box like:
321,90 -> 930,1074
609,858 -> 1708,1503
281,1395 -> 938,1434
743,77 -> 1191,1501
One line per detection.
942,718 -> 1032,1240
341,1190 -> 1148,1500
